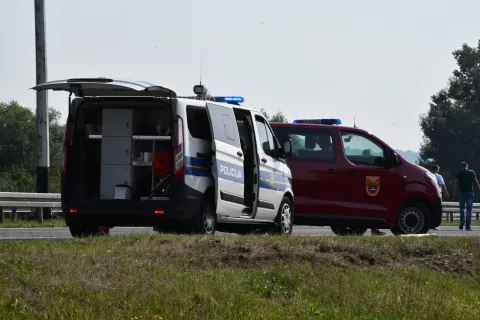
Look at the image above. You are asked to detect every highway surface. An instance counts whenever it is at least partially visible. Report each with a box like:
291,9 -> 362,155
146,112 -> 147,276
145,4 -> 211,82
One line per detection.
0,226 -> 478,239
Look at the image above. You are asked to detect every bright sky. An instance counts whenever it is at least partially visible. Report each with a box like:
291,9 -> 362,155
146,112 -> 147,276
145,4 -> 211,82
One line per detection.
1,0 -> 480,151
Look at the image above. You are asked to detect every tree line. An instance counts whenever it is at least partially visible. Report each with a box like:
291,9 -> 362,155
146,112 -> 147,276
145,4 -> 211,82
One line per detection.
0,101 -> 63,193
419,40 -> 480,199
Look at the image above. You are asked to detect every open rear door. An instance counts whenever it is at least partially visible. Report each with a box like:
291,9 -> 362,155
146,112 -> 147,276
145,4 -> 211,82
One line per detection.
31,78 -> 177,98
206,102 -> 245,218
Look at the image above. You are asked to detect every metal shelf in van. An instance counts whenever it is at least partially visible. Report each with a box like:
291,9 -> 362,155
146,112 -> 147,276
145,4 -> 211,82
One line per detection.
87,135 -> 171,140
132,136 -> 171,141
132,161 -> 153,167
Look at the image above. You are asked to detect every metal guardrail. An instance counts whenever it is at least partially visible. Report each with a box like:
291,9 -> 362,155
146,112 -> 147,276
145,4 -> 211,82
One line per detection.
442,201 -> 480,222
0,192 -> 61,223
0,193 -> 478,224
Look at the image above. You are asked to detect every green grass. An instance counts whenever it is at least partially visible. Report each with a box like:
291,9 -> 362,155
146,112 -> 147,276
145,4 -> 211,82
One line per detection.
0,219 -> 66,228
0,235 -> 479,319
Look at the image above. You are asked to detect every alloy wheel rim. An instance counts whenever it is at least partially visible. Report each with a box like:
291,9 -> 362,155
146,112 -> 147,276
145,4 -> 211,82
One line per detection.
281,203 -> 292,233
203,203 -> 215,233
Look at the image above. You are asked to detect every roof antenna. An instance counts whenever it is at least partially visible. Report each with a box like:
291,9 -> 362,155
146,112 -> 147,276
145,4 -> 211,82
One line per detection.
199,44 -> 204,85
354,117 -> 357,128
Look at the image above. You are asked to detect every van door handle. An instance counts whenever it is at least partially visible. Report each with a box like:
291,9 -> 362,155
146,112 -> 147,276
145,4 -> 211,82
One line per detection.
261,157 -> 267,163
237,151 -> 243,157
326,169 -> 336,175
348,171 -> 357,176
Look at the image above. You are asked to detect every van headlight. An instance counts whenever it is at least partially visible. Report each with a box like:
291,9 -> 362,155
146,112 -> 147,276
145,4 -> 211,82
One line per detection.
425,171 -> 441,196
425,171 -> 435,182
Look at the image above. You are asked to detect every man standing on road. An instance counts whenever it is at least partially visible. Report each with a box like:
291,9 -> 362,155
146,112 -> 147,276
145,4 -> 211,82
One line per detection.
432,165 -> 449,230
453,162 -> 480,231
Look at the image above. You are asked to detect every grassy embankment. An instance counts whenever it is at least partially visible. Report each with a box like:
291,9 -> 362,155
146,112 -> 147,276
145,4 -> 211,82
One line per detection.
0,235 -> 478,319
0,218 -> 479,228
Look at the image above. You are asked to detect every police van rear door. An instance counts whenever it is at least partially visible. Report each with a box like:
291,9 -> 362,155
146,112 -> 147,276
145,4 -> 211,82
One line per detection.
206,102 -> 245,218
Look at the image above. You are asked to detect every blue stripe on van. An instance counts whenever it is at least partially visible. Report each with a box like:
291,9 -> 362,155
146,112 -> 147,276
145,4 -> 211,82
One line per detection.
184,156 -> 211,177
184,156 -> 291,190
259,171 -> 292,191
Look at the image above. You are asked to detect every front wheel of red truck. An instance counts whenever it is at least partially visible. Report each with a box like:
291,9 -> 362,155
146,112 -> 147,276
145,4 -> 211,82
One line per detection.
391,201 -> 430,235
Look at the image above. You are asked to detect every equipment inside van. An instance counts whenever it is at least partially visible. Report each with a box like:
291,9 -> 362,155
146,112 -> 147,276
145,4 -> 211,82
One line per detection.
271,119 -> 442,235
32,78 -> 294,237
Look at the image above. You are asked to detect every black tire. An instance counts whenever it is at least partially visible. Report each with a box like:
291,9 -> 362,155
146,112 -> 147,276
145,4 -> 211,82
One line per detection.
391,201 -> 430,235
69,224 -> 95,238
270,196 -> 293,235
330,227 -> 368,236
69,223 -> 109,238
190,194 -> 216,235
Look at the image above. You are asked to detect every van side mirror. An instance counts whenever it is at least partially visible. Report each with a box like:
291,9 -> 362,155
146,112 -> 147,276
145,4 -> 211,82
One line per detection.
392,153 -> 399,166
282,139 -> 293,158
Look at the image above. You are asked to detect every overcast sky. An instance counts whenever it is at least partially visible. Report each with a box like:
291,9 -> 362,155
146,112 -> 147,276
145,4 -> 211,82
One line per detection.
1,0 -> 479,151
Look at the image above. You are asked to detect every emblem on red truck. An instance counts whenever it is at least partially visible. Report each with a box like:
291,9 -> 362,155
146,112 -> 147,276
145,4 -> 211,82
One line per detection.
366,176 -> 380,196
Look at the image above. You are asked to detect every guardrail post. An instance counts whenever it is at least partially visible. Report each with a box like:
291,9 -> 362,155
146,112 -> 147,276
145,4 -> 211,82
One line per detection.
11,208 -> 17,221
477,212 -> 479,220
449,212 -> 453,222
0,207 -> 3,224
36,207 -> 43,224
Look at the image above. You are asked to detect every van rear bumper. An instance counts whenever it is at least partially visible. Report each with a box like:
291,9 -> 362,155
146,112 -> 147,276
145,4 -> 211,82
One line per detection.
63,184 -> 204,227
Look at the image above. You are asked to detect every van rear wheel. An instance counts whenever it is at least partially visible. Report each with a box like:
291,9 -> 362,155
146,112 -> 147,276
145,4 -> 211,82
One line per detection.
69,223 -> 110,238
331,227 -> 368,236
186,194 -> 216,235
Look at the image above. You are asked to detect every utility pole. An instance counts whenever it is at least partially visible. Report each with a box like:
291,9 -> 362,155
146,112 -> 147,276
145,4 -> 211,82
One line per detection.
34,0 -> 50,221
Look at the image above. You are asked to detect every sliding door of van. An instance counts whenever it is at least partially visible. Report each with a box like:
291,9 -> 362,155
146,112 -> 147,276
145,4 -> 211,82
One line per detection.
206,103 -> 244,218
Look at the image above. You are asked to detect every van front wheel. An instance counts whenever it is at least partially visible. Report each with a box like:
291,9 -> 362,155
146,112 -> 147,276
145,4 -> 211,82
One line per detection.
270,197 -> 293,235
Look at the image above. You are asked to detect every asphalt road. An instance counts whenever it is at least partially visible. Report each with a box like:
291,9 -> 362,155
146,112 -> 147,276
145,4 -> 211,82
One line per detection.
0,226 -> 478,239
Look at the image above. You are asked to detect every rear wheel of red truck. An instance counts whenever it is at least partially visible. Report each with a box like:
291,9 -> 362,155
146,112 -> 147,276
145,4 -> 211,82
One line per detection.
330,227 -> 368,236
391,201 -> 430,235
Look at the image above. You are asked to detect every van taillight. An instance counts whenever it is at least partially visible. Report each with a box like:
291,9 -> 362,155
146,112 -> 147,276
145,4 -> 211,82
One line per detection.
61,120 -> 69,177
174,116 -> 184,180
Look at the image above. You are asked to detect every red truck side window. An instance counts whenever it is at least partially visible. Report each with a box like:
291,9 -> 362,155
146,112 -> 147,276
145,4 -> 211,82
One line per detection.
273,127 -> 335,163
341,132 -> 385,166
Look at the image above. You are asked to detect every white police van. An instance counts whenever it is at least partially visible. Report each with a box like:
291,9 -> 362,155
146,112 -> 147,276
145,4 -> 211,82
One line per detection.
32,78 -> 294,237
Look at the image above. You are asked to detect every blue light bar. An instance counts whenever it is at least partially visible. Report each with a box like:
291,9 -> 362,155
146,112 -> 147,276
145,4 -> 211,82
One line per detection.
293,119 -> 342,125
177,96 -> 245,104
216,96 -> 244,103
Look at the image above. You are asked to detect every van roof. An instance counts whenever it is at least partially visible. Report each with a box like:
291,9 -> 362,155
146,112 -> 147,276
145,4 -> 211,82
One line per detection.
269,122 -> 369,134
176,97 -> 258,113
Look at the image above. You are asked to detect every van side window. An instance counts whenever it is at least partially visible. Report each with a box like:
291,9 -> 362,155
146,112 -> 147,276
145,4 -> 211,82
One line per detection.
206,104 -> 241,148
255,116 -> 275,157
271,127 -> 336,162
341,132 -> 385,166
186,106 -> 212,141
